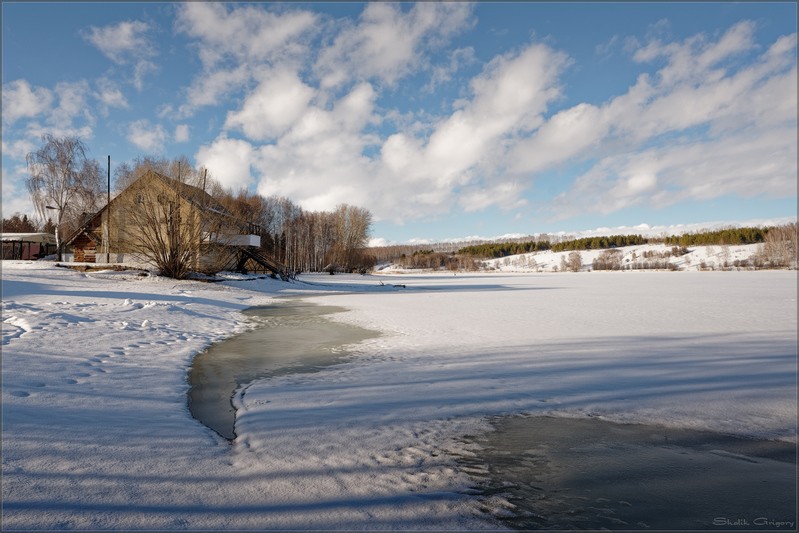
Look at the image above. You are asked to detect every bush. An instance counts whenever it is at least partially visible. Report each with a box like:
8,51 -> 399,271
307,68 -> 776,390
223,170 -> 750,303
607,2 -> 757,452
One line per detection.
592,249 -> 623,271
565,251 -> 583,272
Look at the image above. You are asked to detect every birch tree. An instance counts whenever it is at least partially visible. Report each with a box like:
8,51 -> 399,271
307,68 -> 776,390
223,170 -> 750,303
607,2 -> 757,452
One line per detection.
26,135 -> 103,257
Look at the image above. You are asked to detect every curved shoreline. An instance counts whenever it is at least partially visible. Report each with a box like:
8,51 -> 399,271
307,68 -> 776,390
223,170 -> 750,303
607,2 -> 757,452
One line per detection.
187,300 -> 379,440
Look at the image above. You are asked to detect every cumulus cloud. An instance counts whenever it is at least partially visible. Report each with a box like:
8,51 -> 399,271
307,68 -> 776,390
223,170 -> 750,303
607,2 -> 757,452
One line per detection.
1,80 -> 53,125
552,124 -> 797,220
94,78 -> 128,113
368,42 -> 568,219
82,20 -> 157,90
174,124 -> 190,143
204,41 -> 566,222
183,11 -> 794,229
314,2 -> 474,88
127,119 -> 167,153
195,137 -> 255,191
180,65 -> 249,113
512,22 -> 797,221
173,3 -> 316,117
224,69 -> 316,141
82,20 -> 153,63
176,3 -> 317,68
1,164 -> 37,220
251,82 -> 379,211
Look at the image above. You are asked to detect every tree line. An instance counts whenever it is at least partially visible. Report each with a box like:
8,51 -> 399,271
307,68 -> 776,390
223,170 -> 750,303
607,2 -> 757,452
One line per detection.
455,228 -> 782,259
661,227 -> 767,247
457,234 -> 647,258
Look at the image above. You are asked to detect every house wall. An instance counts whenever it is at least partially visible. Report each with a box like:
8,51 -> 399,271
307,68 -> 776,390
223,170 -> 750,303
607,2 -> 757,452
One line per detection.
70,170 -> 251,272
72,234 -> 97,262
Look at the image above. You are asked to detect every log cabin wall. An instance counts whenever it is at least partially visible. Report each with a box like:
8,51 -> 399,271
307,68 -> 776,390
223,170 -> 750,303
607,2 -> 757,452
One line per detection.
72,234 -> 97,263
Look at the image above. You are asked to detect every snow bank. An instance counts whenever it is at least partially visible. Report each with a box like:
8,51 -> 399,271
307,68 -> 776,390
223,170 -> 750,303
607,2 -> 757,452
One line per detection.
2,262 -> 796,529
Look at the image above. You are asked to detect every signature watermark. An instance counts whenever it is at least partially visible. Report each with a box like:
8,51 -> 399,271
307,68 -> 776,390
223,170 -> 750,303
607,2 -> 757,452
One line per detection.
714,517 -> 796,529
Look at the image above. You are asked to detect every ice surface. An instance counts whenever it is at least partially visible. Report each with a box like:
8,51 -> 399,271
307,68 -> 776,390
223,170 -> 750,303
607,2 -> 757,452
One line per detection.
1,259 -> 796,529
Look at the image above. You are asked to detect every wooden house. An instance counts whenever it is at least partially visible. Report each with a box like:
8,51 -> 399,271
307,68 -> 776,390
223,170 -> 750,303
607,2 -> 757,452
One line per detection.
64,169 -> 287,278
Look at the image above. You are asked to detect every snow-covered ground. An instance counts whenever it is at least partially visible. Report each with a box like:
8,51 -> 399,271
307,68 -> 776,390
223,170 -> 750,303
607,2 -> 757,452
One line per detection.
2,261 -> 796,529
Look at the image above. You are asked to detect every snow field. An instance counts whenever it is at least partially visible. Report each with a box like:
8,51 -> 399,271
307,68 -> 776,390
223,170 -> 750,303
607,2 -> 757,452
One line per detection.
2,262 -> 797,529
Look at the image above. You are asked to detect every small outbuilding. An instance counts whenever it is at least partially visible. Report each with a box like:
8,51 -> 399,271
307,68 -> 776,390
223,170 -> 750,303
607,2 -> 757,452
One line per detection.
1,233 -> 57,260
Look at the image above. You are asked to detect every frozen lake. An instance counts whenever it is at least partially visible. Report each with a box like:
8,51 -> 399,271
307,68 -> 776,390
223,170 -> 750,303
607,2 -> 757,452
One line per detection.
2,263 -> 796,529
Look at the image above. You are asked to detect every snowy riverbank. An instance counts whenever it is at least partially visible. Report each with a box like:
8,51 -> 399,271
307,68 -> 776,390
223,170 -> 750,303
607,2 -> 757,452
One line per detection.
2,261 -> 796,529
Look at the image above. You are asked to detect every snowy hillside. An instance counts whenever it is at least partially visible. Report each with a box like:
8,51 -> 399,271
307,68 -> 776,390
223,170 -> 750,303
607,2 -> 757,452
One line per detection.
483,243 -> 764,272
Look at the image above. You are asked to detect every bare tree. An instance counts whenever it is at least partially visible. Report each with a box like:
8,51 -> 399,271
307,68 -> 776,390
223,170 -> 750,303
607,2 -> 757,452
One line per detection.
758,223 -> 798,268
566,251 -> 583,272
331,204 -> 372,271
26,135 -> 103,258
116,159 -> 232,279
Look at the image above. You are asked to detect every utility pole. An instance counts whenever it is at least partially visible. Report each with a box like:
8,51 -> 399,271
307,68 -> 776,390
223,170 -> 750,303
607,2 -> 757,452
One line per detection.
107,155 -> 111,262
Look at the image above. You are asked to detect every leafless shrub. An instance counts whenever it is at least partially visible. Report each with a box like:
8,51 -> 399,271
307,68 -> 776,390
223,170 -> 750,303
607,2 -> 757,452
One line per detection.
592,249 -> 623,271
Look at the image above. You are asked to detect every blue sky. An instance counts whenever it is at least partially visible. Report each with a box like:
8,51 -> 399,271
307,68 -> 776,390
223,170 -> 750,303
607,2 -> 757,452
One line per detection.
2,2 -> 796,244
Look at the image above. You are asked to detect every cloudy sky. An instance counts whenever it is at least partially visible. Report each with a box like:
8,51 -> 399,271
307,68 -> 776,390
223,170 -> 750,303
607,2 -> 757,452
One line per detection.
2,2 -> 796,244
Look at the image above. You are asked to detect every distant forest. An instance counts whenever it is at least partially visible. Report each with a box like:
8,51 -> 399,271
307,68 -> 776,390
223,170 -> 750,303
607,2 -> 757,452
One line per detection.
455,227 -> 774,259
367,225 -> 796,270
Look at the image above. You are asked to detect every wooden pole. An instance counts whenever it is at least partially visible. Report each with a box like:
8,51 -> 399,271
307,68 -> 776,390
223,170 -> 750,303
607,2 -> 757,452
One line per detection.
107,155 -> 111,261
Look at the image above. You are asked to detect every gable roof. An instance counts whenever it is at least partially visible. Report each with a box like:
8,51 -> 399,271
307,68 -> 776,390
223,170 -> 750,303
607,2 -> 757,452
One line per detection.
64,169 -> 234,246
144,170 -> 231,215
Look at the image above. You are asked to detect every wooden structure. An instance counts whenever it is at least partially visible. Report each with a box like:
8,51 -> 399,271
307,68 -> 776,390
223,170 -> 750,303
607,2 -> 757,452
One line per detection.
64,170 -> 288,278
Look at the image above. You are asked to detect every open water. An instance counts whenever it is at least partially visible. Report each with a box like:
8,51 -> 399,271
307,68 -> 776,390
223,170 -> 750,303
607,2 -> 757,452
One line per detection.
459,415 -> 797,530
187,301 -> 377,440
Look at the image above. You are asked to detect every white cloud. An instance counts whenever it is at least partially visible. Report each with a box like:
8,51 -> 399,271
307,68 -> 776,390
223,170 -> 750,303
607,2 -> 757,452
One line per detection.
459,182 -> 528,213
634,20 -> 757,86
176,3 -> 317,68
552,122 -> 797,220
1,80 -> 53,125
127,120 -> 167,153
224,69 -> 316,141
1,163 -> 37,220
174,124 -> 189,143
314,2 -> 474,88
245,41 -> 567,222
513,23 -> 797,220
0,138 -> 37,161
251,82 -> 380,210
195,137 -> 255,192
183,15 -> 793,229
510,103 -> 605,174
82,20 -> 157,90
373,42 -> 568,217
50,81 -> 93,129
82,20 -> 153,64
173,4 -> 317,117
423,47 -> 477,93
180,65 -> 249,114
94,78 -> 128,113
